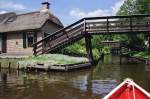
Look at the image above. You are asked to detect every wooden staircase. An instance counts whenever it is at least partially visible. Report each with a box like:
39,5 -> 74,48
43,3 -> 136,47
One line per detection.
32,14 -> 150,55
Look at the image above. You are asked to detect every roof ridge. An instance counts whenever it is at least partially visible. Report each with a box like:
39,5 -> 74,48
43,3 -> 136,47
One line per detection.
0,12 -> 16,15
17,11 -> 40,16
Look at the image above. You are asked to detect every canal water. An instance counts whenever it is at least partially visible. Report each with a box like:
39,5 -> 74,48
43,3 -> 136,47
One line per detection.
0,55 -> 150,99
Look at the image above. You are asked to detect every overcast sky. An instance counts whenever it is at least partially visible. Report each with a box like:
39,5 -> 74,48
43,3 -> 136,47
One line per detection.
0,0 -> 125,25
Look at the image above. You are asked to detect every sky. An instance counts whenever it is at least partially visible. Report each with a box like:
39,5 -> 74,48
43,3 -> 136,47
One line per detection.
0,0 -> 125,25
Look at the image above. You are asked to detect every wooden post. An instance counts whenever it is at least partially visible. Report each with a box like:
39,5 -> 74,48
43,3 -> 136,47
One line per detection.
2,72 -> 7,82
120,43 -> 122,65
83,19 -> 94,64
106,18 -> 109,33
120,42 -> 122,55
85,35 -> 94,64
17,63 -> 20,76
129,17 -> 133,31
0,62 -> 1,71
8,62 -> 11,69
33,44 -> 37,56
42,38 -> 45,54
8,62 -> 11,74
17,63 -> 20,70
148,33 -> 150,53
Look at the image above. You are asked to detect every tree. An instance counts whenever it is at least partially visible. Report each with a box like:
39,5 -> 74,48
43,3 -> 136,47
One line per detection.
116,0 -> 150,46
117,0 -> 150,15
136,0 -> 150,14
117,0 -> 137,15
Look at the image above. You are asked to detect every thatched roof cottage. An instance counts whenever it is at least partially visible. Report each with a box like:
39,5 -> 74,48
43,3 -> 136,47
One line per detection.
0,2 -> 63,55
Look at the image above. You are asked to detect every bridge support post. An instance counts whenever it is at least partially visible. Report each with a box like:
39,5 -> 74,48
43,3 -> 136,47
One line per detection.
148,33 -> 150,53
85,34 -> 94,64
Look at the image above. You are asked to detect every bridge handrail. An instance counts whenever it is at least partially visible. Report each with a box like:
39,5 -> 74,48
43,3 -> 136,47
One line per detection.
32,14 -> 150,46
85,14 -> 150,20
32,18 -> 84,46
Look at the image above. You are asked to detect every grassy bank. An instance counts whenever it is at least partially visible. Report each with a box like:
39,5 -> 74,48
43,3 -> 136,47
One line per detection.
124,51 -> 149,59
18,54 -> 89,69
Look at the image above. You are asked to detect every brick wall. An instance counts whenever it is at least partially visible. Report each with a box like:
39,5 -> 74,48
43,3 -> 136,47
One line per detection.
6,31 -> 44,55
7,33 -> 33,55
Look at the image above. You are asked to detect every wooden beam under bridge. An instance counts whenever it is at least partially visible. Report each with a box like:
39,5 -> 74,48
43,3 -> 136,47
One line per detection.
85,34 -> 94,64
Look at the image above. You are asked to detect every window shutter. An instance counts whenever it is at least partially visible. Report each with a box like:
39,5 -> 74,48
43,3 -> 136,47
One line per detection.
2,34 -> 7,53
23,33 -> 26,48
34,33 -> 37,42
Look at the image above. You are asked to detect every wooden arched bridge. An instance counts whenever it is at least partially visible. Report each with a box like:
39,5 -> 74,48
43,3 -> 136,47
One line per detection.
33,14 -> 150,64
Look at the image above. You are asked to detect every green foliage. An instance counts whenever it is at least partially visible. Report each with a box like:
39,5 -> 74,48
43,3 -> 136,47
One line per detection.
117,0 -> 150,15
61,43 -> 86,56
127,51 -> 149,59
62,42 -> 102,60
112,34 -> 128,42
93,48 -> 101,59
116,0 -> 150,47
61,35 -> 115,60
102,47 -> 111,54
133,52 -> 149,59
117,0 -> 137,15
136,0 -> 150,14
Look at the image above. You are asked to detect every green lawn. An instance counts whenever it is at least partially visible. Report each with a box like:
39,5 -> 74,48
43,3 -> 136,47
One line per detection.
18,54 -> 89,69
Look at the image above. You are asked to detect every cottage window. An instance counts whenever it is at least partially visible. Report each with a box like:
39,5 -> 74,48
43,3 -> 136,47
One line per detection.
23,32 -> 37,48
27,33 -> 34,47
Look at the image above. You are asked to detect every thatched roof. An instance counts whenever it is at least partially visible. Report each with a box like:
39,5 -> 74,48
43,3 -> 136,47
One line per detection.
0,11 -> 63,33
0,12 -> 16,23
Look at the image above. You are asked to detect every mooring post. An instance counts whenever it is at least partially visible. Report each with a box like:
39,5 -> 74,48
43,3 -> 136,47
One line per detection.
83,19 -> 94,64
17,63 -> 20,76
17,63 -> 20,75
8,62 -> 11,74
148,33 -> 150,53
119,42 -> 122,65
0,62 -> 1,71
147,33 -> 150,65
17,63 -> 20,71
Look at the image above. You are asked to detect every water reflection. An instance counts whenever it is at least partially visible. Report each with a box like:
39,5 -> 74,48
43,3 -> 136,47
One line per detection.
0,55 -> 150,99
0,72 -> 7,82
92,80 -> 117,97
72,75 -> 88,92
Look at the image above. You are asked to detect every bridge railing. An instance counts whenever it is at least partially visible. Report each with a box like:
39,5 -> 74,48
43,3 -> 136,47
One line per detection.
85,15 -> 150,34
32,14 -> 150,55
33,18 -> 85,55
